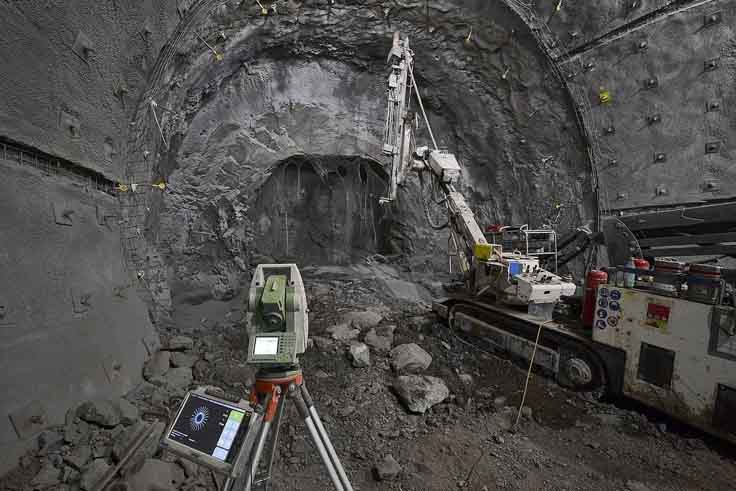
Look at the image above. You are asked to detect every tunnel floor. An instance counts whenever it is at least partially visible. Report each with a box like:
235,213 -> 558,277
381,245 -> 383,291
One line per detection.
3,261 -> 736,491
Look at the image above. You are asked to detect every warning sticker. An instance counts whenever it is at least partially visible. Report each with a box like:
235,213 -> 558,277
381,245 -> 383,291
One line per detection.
644,299 -> 672,331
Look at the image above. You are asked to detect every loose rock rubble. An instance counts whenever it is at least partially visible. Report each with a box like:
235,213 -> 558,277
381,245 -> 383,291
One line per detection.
3,263 -> 736,491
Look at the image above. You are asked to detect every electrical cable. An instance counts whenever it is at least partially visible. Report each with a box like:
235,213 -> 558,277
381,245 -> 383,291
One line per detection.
419,169 -> 448,230
407,62 -> 438,151
515,319 -> 554,428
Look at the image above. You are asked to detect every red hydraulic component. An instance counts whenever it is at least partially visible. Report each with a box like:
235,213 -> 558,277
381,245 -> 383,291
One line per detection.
485,224 -> 504,233
582,270 -> 608,328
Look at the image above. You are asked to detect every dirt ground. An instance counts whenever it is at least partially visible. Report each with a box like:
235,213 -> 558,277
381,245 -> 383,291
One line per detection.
3,262 -> 736,491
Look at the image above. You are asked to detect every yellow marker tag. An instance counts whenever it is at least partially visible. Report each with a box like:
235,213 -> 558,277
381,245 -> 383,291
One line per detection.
151,181 -> 166,190
261,7 -> 268,15
556,0 -> 562,12
474,244 -> 493,261
599,89 -> 611,105
116,183 -> 129,192
215,52 -> 224,61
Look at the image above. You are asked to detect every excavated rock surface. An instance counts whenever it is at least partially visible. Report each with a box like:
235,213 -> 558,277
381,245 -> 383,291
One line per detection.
143,0 -> 594,301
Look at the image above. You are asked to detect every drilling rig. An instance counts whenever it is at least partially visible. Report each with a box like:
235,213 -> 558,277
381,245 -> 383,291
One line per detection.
380,32 -> 736,443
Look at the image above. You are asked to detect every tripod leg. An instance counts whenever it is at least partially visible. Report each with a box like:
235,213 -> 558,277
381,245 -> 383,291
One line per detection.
242,418 -> 272,491
300,384 -> 354,491
227,412 -> 266,491
289,384 -> 345,491
258,389 -> 287,490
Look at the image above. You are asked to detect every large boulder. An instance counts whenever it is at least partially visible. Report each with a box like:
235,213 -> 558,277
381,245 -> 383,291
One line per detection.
348,342 -> 371,368
393,375 -> 449,413
390,343 -> 432,372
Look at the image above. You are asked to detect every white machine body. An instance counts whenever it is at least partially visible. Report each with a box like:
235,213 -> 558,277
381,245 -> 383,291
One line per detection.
593,285 -> 736,434
426,150 -> 461,184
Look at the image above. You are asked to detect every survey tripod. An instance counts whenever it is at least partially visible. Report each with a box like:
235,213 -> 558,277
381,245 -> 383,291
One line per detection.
224,367 -> 354,491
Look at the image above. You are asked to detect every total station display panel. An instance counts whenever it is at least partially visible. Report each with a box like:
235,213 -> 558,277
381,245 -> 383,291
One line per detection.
163,391 -> 251,471
253,336 -> 279,355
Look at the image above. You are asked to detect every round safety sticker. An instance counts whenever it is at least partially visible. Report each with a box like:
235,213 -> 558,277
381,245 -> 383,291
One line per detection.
596,319 -> 607,329
607,316 -> 619,327
598,298 -> 608,308
609,301 -> 620,311
599,287 -> 609,297
610,290 -> 622,301
597,309 -> 608,319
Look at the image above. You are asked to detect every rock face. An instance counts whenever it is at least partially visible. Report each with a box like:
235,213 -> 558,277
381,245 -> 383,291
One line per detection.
393,375 -> 449,413
390,344 -> 432,372
348,342 -> 371,368
374,454 -> 402,481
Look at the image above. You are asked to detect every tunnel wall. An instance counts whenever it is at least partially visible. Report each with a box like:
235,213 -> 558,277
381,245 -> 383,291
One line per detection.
560,0 -> 736,211
0,0 -> 180,180
0,1 -> 179,471
0,159 -> 155,473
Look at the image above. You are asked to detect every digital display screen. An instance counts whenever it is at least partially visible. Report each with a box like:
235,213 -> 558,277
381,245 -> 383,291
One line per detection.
167,393 -> 248,462
253,336 -> 279,355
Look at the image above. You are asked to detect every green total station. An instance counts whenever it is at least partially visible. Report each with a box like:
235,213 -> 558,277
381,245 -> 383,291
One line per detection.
246,264 -> 309,366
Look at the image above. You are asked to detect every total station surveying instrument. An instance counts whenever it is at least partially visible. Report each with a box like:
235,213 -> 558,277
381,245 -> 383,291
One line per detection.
161,264 -> 354,491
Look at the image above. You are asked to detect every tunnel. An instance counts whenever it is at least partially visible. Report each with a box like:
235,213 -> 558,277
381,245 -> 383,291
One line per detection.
251,154 -> 389,265
1,0 -> 736,489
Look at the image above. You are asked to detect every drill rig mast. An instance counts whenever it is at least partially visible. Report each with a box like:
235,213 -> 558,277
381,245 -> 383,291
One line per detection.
380,32 -> 575,314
